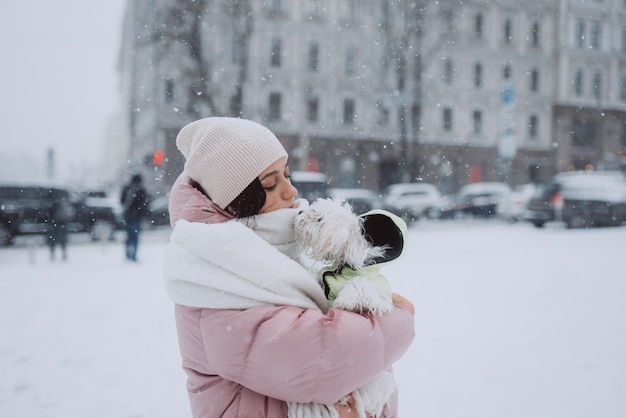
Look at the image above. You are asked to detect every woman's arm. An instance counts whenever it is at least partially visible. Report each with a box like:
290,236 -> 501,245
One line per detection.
199,302 -> 415,405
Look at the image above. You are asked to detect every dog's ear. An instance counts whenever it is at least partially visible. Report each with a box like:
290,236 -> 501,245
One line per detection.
360,211 -> 406,263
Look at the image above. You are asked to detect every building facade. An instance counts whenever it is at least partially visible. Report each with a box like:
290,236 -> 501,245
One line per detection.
553,0 -> 626,173
117,0 -> 626,196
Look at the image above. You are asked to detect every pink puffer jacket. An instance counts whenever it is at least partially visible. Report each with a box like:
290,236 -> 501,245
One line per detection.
168,173 -> 415,417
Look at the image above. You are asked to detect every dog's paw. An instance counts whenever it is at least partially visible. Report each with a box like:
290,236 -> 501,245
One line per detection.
333,276 -> 394,316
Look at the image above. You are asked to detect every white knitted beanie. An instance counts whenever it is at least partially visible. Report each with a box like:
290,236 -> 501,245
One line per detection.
176,117 -> 288,209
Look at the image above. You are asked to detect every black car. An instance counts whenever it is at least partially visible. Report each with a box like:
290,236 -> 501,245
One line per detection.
72,190 -> 123,240
0,184 -> 121,245
0,184 -> 67,245
524,172 -> 626,229
437,182 -> 513,220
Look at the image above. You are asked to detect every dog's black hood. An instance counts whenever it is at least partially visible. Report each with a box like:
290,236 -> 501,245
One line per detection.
359,210 -> 408,265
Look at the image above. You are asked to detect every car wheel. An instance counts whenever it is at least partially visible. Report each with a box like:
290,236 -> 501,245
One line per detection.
90,220 -> 116,241
531,220 -> 545,228
0,223 -> 14,246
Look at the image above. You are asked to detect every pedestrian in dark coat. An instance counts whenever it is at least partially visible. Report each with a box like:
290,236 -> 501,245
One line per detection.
47,194 -> 74,261
120,174 -> 148,261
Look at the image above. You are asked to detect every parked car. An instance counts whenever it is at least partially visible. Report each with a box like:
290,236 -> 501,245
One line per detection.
0,184 -> 64,245
506,183 -> 538,222
72,190 -> 123,241
524,171 -> 626,229
290,171 -> 330,202
439,182 -> 513,219
328,188 -> 386,215
383,182 -> 448,221
0,184 -> 121,246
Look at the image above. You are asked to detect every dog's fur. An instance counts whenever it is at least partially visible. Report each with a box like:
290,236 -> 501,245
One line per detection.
292,197 -> 398,418
294,197 -> 394,316
294,197 -> 385,270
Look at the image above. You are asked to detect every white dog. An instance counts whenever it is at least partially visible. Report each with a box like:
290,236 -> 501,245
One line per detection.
292,197 -> 408,418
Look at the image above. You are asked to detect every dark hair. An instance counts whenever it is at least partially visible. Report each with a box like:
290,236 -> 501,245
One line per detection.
191,178 -> 266,218
226,178 -> 266,218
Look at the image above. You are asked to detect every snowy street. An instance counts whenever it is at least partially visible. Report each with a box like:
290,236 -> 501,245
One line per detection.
1,221 -> 625,418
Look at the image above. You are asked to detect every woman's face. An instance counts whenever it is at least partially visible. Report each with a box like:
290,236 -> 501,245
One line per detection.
258,157 -> 298,213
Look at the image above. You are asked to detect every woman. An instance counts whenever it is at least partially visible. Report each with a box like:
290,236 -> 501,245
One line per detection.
164,117 -> 415,418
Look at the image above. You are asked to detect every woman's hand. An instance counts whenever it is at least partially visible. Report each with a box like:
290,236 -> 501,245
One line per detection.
392,293 -> 415,316
334,395 -> 373,418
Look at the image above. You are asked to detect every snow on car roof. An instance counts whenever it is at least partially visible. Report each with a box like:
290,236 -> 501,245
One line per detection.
289,171 -> 328,182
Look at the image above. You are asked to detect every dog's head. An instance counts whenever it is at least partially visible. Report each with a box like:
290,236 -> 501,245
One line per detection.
294,197 -> 384,269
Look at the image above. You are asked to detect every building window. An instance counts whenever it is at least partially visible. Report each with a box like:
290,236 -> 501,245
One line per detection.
308,42 -> 319,72
306,96 -> 319,122
473,110 -> 482,135
475,13 -> 483,38
443,58 -> 454,84
531,22 -> 540,47
504,18 -> 513,44
376,100 -> 389,126
592,71 -> 602,99
529,69 -> 539,92
575,19 -> 585,48
345,46 -> 356,76
474,63 -> 483,88
590,21 -> 601,49
503,65 -> 512,80
165,78 -> 174,103
269,92 -> 282,121
271,38 -> 281,67
343,98 -> 356,125
411,104 -> 421,131
413,54 -> 422,85
531,22 -> 540,48
443,108 -> 453,131
574,69 -> 584,97
620,73 -> 626,102
529,115 -> 538,139
572,117 -> 597,148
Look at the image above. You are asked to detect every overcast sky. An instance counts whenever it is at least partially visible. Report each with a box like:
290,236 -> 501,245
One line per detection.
0,0 -> 126,183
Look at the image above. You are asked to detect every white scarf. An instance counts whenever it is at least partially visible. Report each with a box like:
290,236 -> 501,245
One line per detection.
164,217 -> 328,312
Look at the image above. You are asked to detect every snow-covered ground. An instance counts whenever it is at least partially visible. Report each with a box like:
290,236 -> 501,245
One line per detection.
1,220 -> 625,418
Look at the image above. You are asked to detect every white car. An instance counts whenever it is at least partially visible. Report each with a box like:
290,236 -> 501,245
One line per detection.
506,183 -> 537,221
383,183 -> 447,220
447,182 -> 514,219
